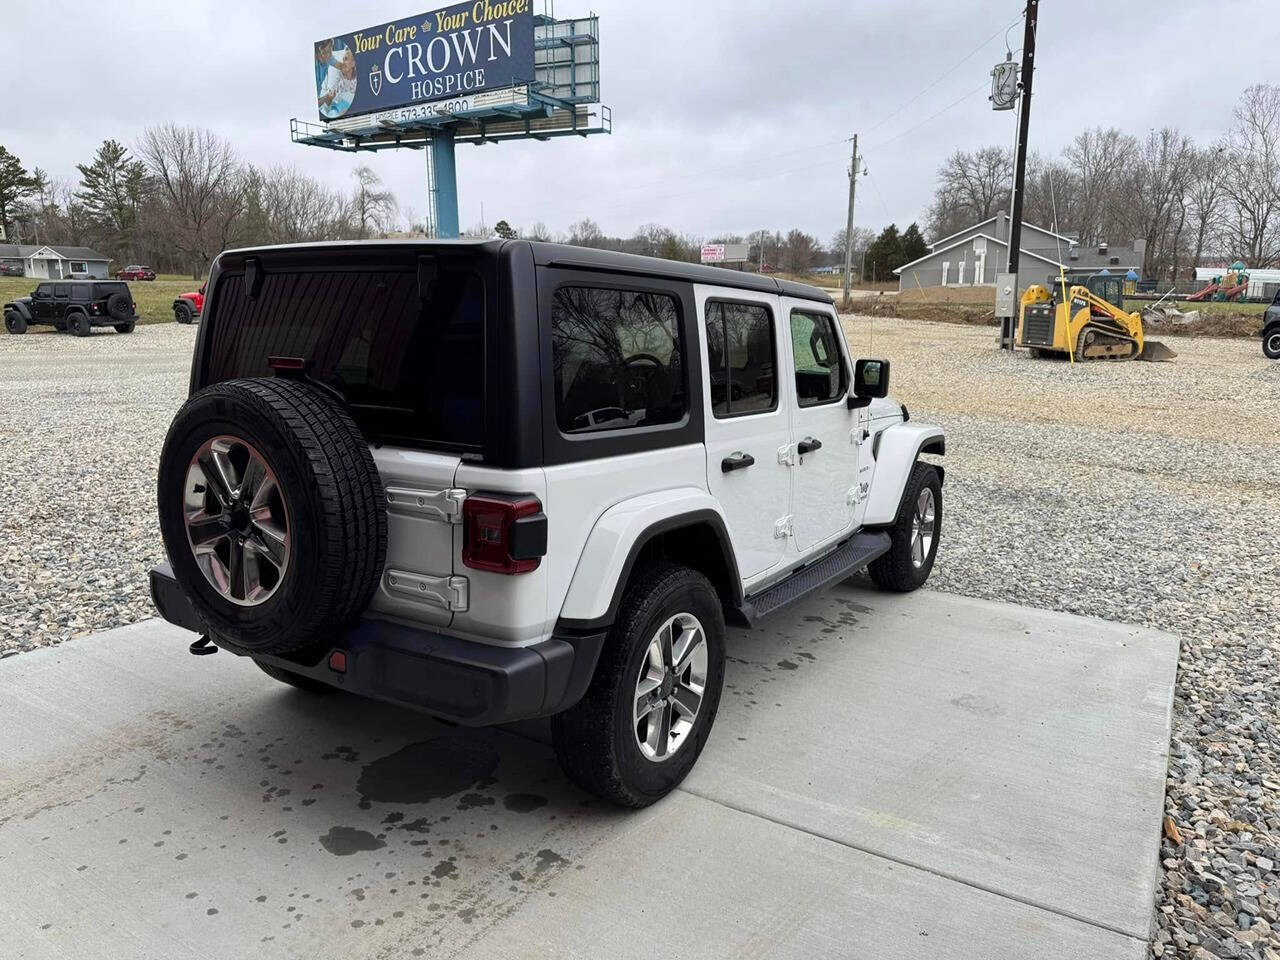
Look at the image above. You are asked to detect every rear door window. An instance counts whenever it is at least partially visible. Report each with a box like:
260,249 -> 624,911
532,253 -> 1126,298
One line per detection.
204,266 -> 485,451
71,285 -> 90,301
705,300 -> 776,417
551,285 -> 685,434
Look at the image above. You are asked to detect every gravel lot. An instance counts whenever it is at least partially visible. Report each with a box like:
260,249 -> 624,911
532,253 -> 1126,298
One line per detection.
3,316 -> 1279,958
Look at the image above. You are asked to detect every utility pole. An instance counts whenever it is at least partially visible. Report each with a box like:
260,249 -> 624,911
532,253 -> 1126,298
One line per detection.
1000,0 -> 1038,349
842,134 -> 860,306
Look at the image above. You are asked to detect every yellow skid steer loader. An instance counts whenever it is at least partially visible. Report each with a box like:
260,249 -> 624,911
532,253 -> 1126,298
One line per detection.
1016,274 -> 1176,362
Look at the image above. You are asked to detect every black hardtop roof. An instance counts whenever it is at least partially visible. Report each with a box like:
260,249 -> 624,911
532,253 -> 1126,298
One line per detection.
218,238 -> 835,305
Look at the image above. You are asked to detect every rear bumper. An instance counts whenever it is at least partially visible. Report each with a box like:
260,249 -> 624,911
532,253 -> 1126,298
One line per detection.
148,563 -> 605,726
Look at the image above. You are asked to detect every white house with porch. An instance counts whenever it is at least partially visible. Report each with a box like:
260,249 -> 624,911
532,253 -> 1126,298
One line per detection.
0,244 -> 112,279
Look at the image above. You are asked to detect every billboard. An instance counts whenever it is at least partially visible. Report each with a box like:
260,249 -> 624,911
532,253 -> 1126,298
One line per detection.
314,0 -> 535,122
701,243 -> 749,264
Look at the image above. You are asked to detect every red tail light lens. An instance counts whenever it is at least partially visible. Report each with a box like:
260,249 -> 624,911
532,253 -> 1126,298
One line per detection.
462,494 -> 546,575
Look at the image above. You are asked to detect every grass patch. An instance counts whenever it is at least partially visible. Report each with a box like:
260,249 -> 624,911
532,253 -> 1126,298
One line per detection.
1,275 -> 201,332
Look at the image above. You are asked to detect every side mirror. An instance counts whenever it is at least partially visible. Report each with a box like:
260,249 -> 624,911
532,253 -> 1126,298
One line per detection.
848,358 -> 890,409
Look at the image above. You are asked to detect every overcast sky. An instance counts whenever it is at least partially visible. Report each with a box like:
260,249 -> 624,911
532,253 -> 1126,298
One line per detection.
4,0 -> 1275,243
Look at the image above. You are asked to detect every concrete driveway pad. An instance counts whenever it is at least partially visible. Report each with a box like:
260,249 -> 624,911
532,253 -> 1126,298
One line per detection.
0,585 -> 1176,959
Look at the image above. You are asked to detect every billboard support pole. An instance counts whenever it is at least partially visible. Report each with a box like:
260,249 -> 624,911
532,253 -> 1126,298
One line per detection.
428,132 -> 460,239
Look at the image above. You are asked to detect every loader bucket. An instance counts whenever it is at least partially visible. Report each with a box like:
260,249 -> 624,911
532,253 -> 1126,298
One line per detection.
1137,339 -> 1177,362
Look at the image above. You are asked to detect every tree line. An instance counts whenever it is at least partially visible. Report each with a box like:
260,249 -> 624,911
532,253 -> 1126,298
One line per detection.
924,83 -> 1280,279
0,124 -> 399,278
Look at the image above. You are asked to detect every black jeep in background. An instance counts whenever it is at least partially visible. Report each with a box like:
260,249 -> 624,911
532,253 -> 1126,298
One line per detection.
3,280 -> 138,335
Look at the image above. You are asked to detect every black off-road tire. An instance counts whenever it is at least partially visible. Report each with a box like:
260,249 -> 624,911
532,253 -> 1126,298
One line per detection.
255,660 -> 337,693
106,291 -> 132,321
174,301 -> 194,324
1264,324 -> 1280,360
68,311 -> 91,337
114,320 -> 136,334
4,311 -> 26,335
551,563 -> 726,808
868,462 -> 942,593
157,377 -> 387,657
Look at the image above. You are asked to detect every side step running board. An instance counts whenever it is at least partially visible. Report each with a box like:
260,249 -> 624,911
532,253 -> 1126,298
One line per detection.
731,531 -> 891,628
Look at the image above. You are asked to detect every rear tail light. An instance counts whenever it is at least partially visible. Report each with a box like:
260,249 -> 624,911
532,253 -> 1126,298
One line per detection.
462,494 -> 546,575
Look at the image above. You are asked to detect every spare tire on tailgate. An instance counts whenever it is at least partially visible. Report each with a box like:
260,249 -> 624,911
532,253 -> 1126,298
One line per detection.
106,291 -> 133,321
157,377 -> 388,656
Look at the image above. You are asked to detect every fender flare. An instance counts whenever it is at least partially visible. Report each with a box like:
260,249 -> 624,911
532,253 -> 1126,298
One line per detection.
862,423 -> 946,526
4,301 -> 33,320
557,488 -> 741,630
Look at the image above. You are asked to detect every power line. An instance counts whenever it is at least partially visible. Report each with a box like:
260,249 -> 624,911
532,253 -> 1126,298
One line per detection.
867,81 -> 990,151
864,11 -> 1023,137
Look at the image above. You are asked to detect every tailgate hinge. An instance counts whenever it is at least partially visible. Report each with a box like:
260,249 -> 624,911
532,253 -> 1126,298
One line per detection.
384,486 -> 467,523
384,570 -> 470,611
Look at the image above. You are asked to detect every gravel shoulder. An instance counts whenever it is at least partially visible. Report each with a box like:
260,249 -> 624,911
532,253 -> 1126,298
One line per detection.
3,315 -> 1279,958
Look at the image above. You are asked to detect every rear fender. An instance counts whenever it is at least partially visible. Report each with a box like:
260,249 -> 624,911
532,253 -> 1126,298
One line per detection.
558,488 -> 736,628
863,424 -> 945,526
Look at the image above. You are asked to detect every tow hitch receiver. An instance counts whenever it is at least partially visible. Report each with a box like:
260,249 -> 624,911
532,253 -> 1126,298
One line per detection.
189,635 -> 218,656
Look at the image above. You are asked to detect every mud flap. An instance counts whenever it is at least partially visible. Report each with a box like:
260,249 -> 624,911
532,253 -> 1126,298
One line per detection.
1137,339 -> 1177,362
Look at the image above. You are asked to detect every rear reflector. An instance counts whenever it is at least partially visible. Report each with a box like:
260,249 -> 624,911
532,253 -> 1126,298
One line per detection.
268,356 -> 308,372
462,494 -> 545,575
328,650 -> 348,673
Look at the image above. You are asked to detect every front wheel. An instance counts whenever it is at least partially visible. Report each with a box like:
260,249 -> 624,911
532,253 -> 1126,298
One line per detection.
4,311 -> 26,335
174,302 -> 194,324
1264,325 -> 1280,360
552,563 -> 726,807
868,462 -> 942,592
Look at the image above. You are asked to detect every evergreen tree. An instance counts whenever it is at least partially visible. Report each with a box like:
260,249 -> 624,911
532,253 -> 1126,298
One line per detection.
494,219 -> 517,239
0,145 -> 38,241
865,223 -> 904,279
75,139 -> 146,257
901,223 -> 929,264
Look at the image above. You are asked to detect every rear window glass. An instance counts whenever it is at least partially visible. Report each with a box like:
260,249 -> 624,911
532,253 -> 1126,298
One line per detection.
94,282 -> 128,297
551,285 -> 685,434
204,268 -> 485,450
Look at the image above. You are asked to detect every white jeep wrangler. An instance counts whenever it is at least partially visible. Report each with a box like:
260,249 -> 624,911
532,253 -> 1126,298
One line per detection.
149,240 -> 944,807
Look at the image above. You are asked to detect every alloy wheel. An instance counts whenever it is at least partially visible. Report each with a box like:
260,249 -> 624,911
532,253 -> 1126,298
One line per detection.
910,487 -> 936,568
633,612 -> 708,762
183,435 -> 290,606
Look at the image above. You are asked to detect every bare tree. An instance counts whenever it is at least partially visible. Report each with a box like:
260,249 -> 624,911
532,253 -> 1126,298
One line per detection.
253,166 -> 351,243
781,229 -> 818,273
351,165 -> 397,240
1220,84 -> 1280,266
1187,144 -> 1229,269
1127,128 -> 1196,278
926,146 -> 1012,240
1064,127 -> 1138,245
138,123 -> 243,277
568,217 -> 604,248
526,221 -> 552,241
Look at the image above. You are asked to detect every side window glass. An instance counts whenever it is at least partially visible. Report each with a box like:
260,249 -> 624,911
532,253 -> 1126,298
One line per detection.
71,286 -> 90,301
790,310 -> 847,406
54,284 -> 70,298
552,286 -> 685,434
705,301 -> 776,418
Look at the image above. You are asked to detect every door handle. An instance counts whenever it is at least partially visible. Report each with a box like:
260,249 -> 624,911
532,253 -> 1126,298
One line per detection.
721,451 -> 755,473
797,437 -> 823,455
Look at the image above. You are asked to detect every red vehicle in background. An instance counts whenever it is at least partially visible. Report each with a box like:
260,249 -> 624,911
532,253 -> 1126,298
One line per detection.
116,265 -> 156,281
173,283 -> 205,324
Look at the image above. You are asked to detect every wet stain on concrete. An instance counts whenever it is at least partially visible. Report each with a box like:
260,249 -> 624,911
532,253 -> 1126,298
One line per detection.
502,793 -> 548,813
319,826 -> 387,856
457,792 -> 495,810
431,858 -> 458,879
356,737 -> 499,805
776,660 -> 799,671
534,848 -> 568,872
